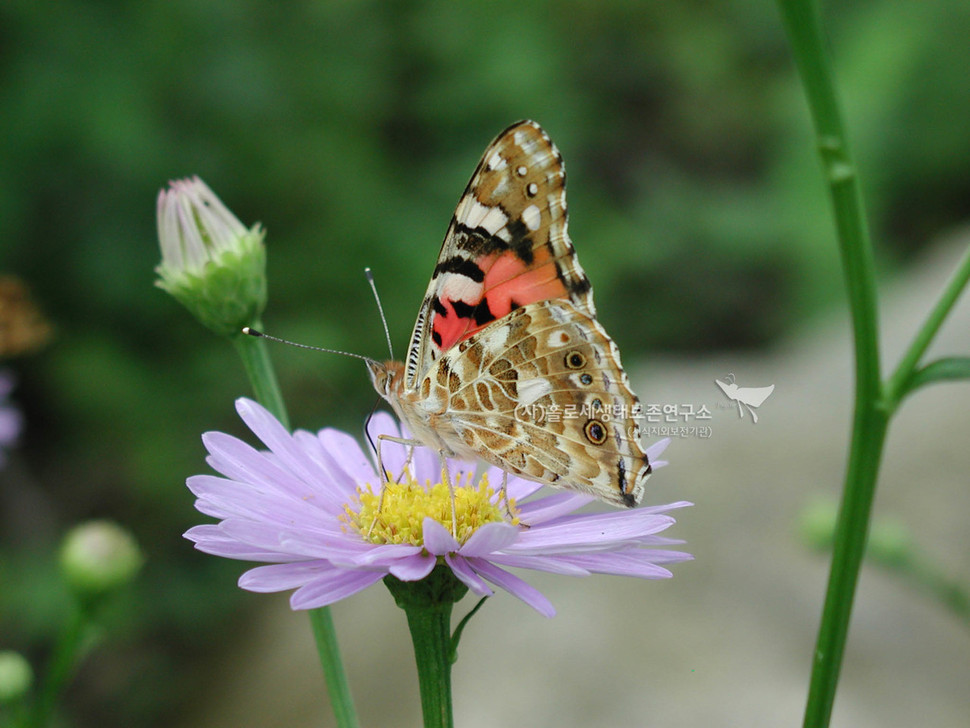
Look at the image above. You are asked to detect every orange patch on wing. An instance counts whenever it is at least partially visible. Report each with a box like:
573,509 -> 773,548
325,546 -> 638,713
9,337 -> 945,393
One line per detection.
433,299 -> 473,352
479,248 -> 568,317
431,248 -> 569,353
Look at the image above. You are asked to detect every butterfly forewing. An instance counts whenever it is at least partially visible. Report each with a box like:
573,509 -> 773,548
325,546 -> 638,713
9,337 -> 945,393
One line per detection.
405,120 -> 595,390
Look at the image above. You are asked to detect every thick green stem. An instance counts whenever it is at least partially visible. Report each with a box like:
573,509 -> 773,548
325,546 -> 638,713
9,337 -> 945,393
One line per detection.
404,601 -> 454,728
231,326 -> 359,728
775,2 -> 887,727
384,567 -> 469,728
806,411 -> 888,727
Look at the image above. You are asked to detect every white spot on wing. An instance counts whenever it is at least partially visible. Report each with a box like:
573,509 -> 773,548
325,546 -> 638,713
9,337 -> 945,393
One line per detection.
547,330 -> 568,348
440,273 -> 483,303
548,302 -> 571,324
453,194 -> 475,224
478,324 -> 510,352
518,377 -> 553,407
460,199 -> 508,235
479,205 -> 508,235
522,204 -> 541,231
461,198 -> 487,228
516,165 -> 528,177
487,151 -> 507,171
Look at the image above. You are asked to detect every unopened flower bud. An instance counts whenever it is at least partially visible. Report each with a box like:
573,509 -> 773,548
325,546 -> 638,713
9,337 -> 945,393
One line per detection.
0,651 -> 33,704
155,177 -> 267,336
60,520 -> 143,597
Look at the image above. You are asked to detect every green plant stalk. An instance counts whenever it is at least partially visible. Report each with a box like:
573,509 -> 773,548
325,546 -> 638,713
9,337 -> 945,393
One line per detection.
885,242 -> 970,408
873,550 -> 970,628
28,607 -> 91,728
308,608 -> 361,728
402,600 -> 455,728
231,327 -> 360,728
909,560 -> 970,627
775,1 -> 888,726
383,567 -> 470,728
232,325 -> 290,429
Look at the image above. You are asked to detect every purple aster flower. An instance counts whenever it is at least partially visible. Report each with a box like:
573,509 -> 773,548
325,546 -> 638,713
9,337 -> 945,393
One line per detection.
185,398 -> 691,617
0,370 -> 23,467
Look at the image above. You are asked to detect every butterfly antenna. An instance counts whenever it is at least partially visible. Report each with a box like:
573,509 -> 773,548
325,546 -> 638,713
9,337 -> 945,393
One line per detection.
365,267 -> 394,359
241,327 -> 376,364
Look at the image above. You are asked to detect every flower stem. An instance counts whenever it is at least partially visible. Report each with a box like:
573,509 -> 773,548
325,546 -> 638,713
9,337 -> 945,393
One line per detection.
775,1 -> 889,726
231,325 -> 289,429
231,326 -> 359,728
404,601 -> 455,728
307,608 -> 360,728
384,567 -> 470,728
29,606 -> 92,728
884,241 -> 970,409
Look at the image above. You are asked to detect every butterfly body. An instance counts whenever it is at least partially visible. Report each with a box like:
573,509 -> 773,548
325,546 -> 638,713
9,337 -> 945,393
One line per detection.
368,121 -> 651,507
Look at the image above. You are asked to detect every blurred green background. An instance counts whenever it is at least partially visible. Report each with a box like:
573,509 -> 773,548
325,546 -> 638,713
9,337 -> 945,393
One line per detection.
1,1 -> 969,726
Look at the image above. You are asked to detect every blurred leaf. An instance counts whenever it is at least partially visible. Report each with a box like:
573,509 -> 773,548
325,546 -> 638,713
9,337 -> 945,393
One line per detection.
899,356 -> 970,401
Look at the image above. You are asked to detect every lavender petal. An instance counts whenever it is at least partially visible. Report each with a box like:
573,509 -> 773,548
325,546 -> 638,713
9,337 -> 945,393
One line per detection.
467,557 -> 555,617
289,569 -> 386,610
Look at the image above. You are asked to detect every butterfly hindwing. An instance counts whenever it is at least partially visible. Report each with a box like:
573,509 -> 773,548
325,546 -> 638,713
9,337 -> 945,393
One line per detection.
436,299 -> 649,507
404,120 -> 594,389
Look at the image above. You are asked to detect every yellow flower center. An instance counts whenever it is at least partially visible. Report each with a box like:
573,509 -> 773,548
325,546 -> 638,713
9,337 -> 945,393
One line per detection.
347,472 -> 517,546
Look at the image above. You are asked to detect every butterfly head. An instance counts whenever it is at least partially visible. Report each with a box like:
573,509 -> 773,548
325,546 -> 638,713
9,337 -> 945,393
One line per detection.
365,359 -> 405,402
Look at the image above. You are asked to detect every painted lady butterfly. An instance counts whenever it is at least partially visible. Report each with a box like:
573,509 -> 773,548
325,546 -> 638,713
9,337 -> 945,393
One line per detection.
366,121 -> 652,508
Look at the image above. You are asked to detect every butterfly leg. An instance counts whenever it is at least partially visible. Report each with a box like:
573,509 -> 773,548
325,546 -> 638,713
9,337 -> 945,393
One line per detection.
395,446 -> 416,483
499,470 -> 513,520
372,435 -> 457,538
369,434 -> 427,538
438,452 -> 457,538
375,434 -> 426,481
496,470 -> 526,525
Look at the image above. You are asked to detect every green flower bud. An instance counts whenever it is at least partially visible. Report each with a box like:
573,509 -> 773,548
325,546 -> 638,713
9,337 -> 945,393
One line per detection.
60,521 -> 143,597
0,651 -> 33,704
867,517 -> 914,569
155,177 -> 267,336
798,498 -> 838,551
799,499 -> 915,569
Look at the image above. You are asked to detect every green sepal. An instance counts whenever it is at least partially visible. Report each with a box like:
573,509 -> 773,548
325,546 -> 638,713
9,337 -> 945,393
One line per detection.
155,227 -> 267,337
383,563 -> 469,611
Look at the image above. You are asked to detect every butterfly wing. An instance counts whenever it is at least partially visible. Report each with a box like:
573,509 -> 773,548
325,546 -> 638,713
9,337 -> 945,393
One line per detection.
436,299 -> 651,507
403,120 -> 594,390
